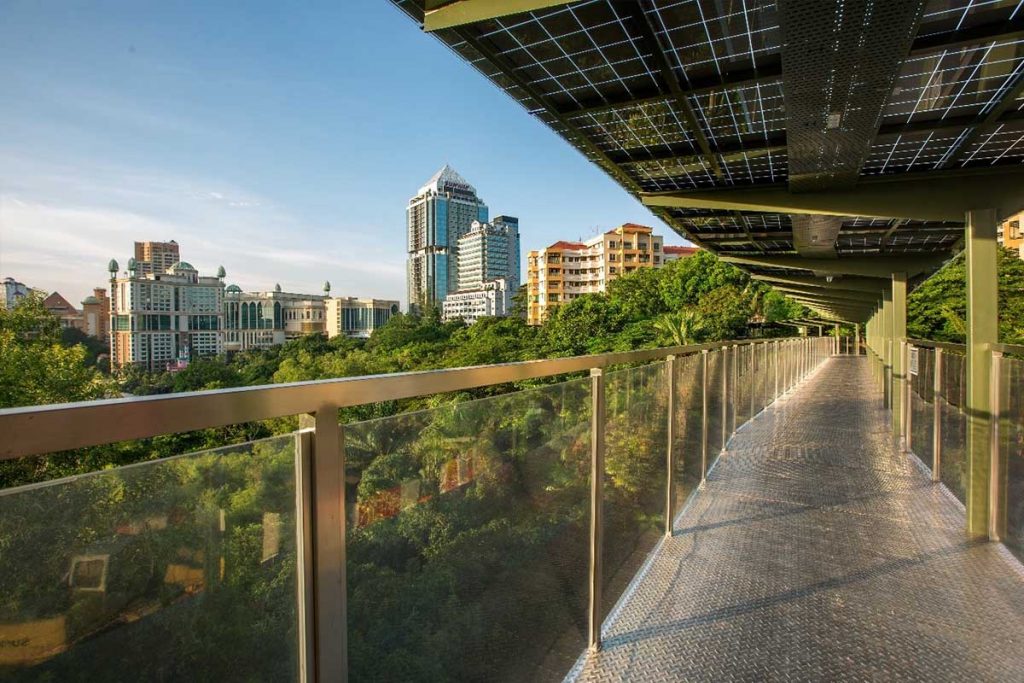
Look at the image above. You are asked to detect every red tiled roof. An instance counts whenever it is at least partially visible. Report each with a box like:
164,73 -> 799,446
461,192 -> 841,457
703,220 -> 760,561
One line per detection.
607,222 -> 654,234
664,245 -> 699,255
548,240 -> 586,250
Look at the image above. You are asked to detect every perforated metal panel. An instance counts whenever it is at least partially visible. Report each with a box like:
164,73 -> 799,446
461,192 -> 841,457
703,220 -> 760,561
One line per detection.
779,0 -> 927,191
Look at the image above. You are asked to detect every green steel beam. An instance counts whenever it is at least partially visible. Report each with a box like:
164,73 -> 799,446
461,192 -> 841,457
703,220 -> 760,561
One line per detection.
751,273 -> 889,293
891,272 -> 908,440
423,0 -> 581,31
965,208 -> 999,538
770,285 -> 884,303
721,253 -> 948,278
640,166 -> 1024,222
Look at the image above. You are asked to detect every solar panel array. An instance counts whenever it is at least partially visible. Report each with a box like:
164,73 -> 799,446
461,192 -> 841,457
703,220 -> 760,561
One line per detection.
394,0 -> 1024,261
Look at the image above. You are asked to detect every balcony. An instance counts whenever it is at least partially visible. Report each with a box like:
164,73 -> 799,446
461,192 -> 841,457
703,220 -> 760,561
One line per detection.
3,336 -> 1023,680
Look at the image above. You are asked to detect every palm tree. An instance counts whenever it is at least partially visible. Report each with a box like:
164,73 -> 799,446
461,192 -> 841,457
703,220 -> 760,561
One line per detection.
654,309 -> 704,346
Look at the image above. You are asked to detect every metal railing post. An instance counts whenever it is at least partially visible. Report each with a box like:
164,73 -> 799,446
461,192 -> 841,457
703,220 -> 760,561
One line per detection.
933,347 -> 943,482
303,406 -> 347,682
701,350 -> 709,485
588,368 -> 605,651
990,351 -> 1005,541
294,430 -> 316,683
665,357 -> 676,537
900,341 -> 909,451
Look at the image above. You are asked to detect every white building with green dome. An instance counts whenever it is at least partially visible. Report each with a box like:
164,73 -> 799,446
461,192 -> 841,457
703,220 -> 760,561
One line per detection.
223,283 -> 330,352
108,257 -> 225,371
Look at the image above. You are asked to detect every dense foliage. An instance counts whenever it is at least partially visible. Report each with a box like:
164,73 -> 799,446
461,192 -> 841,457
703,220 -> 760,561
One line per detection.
907,247 -> 1024,344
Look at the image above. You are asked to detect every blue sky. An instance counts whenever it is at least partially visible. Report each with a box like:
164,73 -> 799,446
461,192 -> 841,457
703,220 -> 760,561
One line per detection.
0,1 -> 689,306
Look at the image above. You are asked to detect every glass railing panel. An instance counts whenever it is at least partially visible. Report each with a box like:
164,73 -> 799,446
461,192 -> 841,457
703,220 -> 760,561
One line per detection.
735,346 -> 750,426
1001,356 -> 1024,562
344,377 -> 591,682
0,435 -> 300,681
916,347 -> 935,471
940,351 -> 968,503
601,362 -> 668,623
706,350 -> 724,457
673,353 -> 704,514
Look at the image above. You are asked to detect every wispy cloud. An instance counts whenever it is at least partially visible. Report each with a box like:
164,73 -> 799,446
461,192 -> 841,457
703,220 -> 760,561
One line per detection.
0,156 -> 407,304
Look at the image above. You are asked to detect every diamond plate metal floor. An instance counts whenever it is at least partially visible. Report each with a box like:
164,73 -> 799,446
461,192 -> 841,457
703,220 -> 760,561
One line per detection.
570,356 -> 1024,682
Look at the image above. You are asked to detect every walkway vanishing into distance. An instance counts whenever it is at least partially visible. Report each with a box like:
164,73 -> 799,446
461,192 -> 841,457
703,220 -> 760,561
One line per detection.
570,356 -> 1024,682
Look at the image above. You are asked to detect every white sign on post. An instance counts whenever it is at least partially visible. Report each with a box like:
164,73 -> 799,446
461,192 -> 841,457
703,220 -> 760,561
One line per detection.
909,346 -> 919,376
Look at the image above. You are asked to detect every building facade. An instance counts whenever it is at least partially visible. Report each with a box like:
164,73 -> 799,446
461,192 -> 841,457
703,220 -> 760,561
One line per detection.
442,215 -> 520,323
223,283 -> 329,352
109,259 -> 225,371
2,277 -> 34,310
134,240 -> 181,276
325,298 -> 400,339
81,288 -> 111,341
442,278 -> 510,324
406,165 -> 488,312
527,224 -> 669,325
999,211 -> 1024,258
42,292 -> 85,332
663,245 -> 700,263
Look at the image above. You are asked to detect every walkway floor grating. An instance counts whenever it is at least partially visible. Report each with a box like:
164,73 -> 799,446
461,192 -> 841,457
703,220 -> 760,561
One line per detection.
568,356 -> 1024,682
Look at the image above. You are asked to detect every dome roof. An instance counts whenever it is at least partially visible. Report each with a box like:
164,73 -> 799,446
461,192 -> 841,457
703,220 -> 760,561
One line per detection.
274,283 -> 282,293
217,265 -> 226,278
82,295 -> 99,305
225,284 -> 242,293
170,261 -> 196,271
127,257 -> 137,270
107,258 -> 119,273
323,280 -> 331,293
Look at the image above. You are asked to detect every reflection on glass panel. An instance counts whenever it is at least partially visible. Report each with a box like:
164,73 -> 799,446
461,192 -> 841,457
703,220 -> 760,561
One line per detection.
1001,357 -> 1024,562
602,363 -> 668,622
940,351 -> 968,503
673,353 -> 704,514
345,378 -> 591,682
909,347 -> 935,471
0,436 -> 299,681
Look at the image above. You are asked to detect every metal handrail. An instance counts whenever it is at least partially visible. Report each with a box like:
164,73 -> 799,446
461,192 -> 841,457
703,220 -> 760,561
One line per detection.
905,338 -> 966,353
0,336 -> 799,460
992,342 -> 1024,356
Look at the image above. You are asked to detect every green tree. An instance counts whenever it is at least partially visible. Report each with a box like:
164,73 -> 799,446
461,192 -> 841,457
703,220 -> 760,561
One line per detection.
653,309 -> 704,346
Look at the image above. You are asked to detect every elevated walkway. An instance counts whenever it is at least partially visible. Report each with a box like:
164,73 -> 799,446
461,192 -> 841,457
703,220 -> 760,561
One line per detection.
572,356 -> 1024,681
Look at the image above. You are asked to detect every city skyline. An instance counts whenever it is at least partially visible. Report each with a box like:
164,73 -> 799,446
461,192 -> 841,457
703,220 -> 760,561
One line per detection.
0,2 -> 692,308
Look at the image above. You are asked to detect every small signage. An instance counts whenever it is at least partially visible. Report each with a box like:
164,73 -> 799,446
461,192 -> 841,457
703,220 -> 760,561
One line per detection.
909,347 -> 919,376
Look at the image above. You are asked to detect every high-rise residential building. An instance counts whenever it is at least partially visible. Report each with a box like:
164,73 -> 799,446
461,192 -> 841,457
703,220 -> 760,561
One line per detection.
81,288 -> 110,341
224,282 -> 330,352
134,240 -> 181,276
526,223 -> 672,326
325,297 -> 400,339
406,165 -> 488,312
442,215 -> 521,323
108,257 -> 225,371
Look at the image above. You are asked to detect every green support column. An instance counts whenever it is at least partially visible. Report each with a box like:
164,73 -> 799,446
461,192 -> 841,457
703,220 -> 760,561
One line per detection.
965,208 -> 999,537
892,272 -> 907,440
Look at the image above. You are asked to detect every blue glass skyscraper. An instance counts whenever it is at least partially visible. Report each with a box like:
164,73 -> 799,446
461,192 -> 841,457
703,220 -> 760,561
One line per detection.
406,165 -> 488,312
